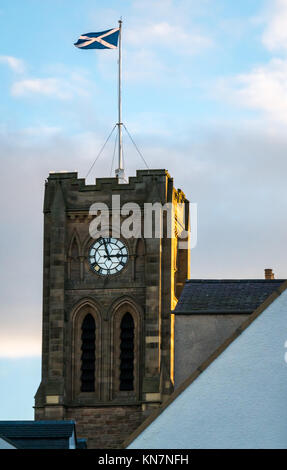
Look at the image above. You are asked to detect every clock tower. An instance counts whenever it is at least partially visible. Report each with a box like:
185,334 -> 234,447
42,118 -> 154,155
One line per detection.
34,169 -> 190,448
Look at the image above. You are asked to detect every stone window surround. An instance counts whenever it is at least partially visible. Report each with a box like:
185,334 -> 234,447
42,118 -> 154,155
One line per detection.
71,297 -> 142,403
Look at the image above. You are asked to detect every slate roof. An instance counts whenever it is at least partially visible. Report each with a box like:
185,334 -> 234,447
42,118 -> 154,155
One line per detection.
0,421 -> 76,449
174,279 -> 286,314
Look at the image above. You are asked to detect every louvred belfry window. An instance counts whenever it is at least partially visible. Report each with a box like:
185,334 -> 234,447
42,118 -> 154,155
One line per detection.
120,313 -> 135,391
81,314 -> 96,392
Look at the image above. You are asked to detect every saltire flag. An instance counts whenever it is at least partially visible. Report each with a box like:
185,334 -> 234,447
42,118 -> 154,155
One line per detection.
74,28 -> 120,50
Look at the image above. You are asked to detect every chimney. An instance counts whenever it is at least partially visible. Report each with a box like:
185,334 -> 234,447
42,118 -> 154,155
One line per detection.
265,268 -> 275,280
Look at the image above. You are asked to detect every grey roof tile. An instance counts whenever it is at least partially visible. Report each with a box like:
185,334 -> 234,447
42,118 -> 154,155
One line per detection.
174,279 -> 286,314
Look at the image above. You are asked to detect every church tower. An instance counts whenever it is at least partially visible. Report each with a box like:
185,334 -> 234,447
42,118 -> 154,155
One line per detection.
34,169 -> 190,448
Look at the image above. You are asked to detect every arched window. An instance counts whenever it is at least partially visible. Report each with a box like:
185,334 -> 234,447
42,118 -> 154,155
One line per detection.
120,313 -> 135,391
69,235 -> 80,281
81,314 -> 96,392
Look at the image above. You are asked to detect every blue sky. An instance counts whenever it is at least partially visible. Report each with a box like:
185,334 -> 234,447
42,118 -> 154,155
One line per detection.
1,0 -> 287,419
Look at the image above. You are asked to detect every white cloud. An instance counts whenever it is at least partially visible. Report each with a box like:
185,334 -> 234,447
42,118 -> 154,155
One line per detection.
0,55 -> 25,73
262,0 -> 287,52
217,58 -> 287,125
214,0 -> 287,125
131,0 -> 209,19
97,46 -> 168,83
21,126 -> 62,137
0,335 -> 40,358
90,0 -> 212,85
98,20 -> 211,83
11,77 -> 89,100
124,49 -> 168,82
126,22 -> 212,54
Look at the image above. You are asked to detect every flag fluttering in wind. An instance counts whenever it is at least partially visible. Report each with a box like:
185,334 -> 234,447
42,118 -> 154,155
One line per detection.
74,21 -> 126,183
74,28 -> 120,50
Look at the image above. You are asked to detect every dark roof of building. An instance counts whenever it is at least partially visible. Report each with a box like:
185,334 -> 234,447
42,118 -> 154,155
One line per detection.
77,438 -> 88,449
174,279 -> 286,314
0,421 -> 76,450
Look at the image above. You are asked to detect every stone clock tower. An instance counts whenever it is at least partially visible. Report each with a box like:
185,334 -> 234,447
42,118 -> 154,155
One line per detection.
34,169 -> 190,448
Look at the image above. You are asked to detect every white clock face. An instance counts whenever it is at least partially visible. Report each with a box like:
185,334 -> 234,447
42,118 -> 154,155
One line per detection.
89,237 -> 128,276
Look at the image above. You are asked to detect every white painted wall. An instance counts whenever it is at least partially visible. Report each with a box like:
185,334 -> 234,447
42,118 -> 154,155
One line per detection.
129,289 -> 287,449
0,437 -> 16,449
69,430 -> 76,449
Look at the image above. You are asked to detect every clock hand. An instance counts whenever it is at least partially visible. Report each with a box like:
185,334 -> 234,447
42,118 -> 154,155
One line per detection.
102,238 -> 110,260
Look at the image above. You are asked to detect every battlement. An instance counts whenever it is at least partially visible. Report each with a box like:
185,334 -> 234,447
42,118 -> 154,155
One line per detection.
45,169 -> 187,213
48,169 -> 171,186
48,171 -> 78,180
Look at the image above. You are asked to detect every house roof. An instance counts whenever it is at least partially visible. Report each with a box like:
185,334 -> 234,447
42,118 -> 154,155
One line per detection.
0,421 -> 77,449
124,279 -> 287,448
174,279 -> 286,314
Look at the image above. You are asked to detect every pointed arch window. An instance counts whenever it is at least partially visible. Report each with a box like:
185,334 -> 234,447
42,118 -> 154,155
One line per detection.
120,313 -> 135,391
81,314 -> 96,392
69,236 -> 80,281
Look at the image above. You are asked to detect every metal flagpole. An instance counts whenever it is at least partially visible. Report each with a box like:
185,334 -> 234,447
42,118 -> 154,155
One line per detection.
118,19 -> 123,171
115,18 -> 125,183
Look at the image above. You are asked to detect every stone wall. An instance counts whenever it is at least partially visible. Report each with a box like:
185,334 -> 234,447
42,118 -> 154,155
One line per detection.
66,405 -> 147,449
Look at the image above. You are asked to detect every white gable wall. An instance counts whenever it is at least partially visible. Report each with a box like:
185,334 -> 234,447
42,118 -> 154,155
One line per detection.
129,289 -> 287,449
0,437 -> 16,449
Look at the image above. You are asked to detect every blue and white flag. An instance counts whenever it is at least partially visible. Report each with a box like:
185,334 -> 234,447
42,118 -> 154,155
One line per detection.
74,28 -> 120,50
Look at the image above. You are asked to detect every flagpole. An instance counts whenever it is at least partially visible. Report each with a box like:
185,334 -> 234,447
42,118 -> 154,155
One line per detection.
118,18 -> 122,170
115,18 -> 125,183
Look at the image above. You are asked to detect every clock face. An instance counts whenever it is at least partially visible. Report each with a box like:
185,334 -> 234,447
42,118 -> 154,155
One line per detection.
89,237 -> 128,276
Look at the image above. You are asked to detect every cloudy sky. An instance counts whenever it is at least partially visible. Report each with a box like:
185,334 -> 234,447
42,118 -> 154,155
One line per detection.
0,0 -> 287,418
